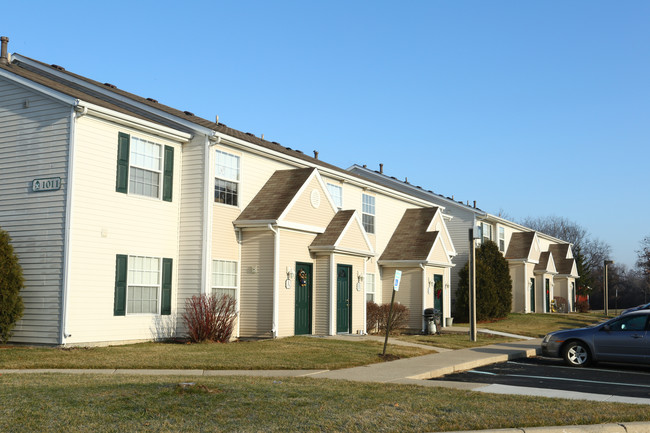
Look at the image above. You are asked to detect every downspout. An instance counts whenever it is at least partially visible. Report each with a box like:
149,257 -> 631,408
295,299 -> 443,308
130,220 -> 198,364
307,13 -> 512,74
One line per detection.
59,103 -> 86,345
363,257 -> 368,335
202,135 -> 219,295
420,263 -> 427,333
236,227 -> 242,338
329,253 -> 336,335
268,224 -> 279,338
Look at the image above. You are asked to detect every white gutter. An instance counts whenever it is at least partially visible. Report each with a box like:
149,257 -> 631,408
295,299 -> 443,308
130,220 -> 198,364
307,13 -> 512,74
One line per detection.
80,102 -> 193,143
268,224 -> 279,338
329,254 -> 336,335
420,264 -> 427,333
0,68 -> 78,106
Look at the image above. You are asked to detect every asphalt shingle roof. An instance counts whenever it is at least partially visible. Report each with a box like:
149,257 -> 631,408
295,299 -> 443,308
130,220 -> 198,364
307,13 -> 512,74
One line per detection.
311,210 -> 356,247
505,232 -> 536,260
379,208 -> 440,261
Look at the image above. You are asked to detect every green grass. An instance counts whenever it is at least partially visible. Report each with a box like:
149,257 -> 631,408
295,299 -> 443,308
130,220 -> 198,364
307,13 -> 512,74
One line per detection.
455,312 -> 610,338
1,374 -> 648,432
394,332 -> 515,349
0,337 -> 431,370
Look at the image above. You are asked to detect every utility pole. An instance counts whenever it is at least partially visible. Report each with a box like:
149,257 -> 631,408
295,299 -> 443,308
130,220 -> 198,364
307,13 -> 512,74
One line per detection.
604,260 -> 614,315
469,228 -> 478,342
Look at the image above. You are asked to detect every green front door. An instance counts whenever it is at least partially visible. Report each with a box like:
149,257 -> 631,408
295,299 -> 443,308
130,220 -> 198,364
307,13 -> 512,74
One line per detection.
529,278 -> 535,312
336,265 -> 352,333
433,274 -> 443,316
545,278 -> 550,313
294,262 -> 312,335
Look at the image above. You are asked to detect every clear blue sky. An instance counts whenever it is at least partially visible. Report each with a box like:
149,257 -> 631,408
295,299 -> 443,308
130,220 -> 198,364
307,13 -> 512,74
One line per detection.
4,1 -> 649,268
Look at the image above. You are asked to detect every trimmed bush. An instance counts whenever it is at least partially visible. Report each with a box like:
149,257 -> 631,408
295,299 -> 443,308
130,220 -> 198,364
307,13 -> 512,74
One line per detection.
0,228 -> 25,343
576,300 -> 590,313
554,296 -> 568,313
366,301 -> 409,334
182,294 -> 238,343
455,240 -> 513,322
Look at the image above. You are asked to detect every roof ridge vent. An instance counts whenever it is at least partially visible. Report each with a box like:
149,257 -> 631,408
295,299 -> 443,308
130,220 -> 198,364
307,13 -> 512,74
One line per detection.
183,111 -> 194,116
51,64 -> 65,71
103,83 -> 116,89
146,98 -> 158,103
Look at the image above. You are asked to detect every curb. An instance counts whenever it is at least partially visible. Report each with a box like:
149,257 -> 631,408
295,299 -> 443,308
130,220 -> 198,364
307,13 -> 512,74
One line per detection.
434,421 -> 650,432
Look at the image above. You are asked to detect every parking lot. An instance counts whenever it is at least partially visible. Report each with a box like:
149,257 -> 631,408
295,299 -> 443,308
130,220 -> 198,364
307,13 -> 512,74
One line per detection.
432,357 -> 650,400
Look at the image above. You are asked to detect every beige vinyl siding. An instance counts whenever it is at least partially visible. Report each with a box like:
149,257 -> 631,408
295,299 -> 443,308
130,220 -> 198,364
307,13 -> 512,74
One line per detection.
313,256 -> 330,334
381,267 -> 422,330
334,254 -> 366,334
65,116 -> 182,344
239,229 -> 274,338
0,78 -> 70,344
237,147 -> 295,210
428,239 -> 449,264
336,219 -> 369,252
439,208 -> 476,311
283,177 -> 334,228
177,136 -> 206,325
509,263 -> 526,313
212,205 -> 240,260
278,229 -> 316,337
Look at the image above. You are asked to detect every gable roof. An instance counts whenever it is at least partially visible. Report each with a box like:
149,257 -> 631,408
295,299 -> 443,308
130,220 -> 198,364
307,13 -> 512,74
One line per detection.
310,210 -> 374,256
548,244 -> 578,276
535,251 -> 557,274
505,232 -> 537,260
235,168 -> 315,222
380,207 -> 443,262
311,210 -> 356,247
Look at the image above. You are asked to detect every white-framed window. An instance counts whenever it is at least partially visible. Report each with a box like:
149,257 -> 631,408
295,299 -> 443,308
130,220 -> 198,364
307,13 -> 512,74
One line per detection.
362,193 -> 375,234
212,260 -> 238,301
365,273 -> 376,303
215,150 -> 240,206
481,222 -> 492,244
127,255 -> 161,314
129,137 -> 162,198
327,183 -> 343,208
498,227 -> 505,252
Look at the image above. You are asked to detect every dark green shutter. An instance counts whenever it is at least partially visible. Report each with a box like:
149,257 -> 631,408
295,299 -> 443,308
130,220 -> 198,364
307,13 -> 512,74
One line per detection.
162,145 -> 174,202
114,254 -> 128,316
161,258 -> 173,315
116,132 -> 130,193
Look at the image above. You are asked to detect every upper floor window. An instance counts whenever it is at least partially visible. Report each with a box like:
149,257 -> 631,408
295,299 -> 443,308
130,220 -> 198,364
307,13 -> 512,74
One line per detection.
327,183 -> 343,208
215,150 -> 240,206
498,227 -> 505,252
116,132 -> 174,201
362,193 -> 375,234
212,259 -> 238,301
481,222 -> 492,244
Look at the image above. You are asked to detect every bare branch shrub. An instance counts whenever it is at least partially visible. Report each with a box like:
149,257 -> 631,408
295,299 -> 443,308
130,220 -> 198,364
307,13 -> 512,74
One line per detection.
182,294 -> 237,343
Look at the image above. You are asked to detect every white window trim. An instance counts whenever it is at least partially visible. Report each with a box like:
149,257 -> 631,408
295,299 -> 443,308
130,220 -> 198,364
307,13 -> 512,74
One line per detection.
129,136 -> 163,200
498,226 -> 505,252
126,255 -> 162,315
362,193 -> 376,234
211,259 -> 239,301
327,183 -> 343,208
214,150 -> 241,207
365,272 -> 376,303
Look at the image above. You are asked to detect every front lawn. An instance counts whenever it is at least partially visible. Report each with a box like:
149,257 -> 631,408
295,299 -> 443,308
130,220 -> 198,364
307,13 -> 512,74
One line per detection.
0,337 -> 431,370
2,374 -> 648,432
457,312 -> 609,338
394,332 -> 515,349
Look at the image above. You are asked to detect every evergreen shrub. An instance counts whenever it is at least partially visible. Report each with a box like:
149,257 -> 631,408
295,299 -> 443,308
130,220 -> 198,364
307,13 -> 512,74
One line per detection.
455,240 -> 512,322
0,228 -> 25,343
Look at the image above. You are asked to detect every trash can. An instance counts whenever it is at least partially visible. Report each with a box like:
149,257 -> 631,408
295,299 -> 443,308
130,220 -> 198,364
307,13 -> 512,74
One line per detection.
423,308 -> 436,334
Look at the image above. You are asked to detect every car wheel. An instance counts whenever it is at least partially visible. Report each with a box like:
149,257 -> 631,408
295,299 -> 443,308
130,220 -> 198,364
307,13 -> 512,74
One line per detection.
562,341 -> 591,367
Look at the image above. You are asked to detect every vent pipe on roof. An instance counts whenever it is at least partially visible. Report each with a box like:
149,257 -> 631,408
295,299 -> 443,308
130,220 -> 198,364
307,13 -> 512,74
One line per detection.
215,115 -> 219,125
379,163 -> 383,174
0,36 -> 9,65
473,200 -> 477,208
363,164 -> 367,168
313,150 -> 319,159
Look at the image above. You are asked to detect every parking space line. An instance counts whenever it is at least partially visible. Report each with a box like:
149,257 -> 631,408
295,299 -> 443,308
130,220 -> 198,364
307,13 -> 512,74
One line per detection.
499,373 -> 650,388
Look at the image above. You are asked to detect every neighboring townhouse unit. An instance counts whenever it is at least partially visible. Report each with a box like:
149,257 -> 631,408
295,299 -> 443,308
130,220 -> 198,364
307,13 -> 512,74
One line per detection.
0,39 -> 457,345
348,165 -> 579,316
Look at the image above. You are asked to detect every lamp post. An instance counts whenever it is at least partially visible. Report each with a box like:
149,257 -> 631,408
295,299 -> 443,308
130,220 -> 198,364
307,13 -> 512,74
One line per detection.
604,260 -> 614,316
469,228 -> 480,342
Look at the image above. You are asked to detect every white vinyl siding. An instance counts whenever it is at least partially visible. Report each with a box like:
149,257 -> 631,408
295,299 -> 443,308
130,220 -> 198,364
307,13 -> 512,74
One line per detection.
215,150 -> 240,206
362,193 -> 375,234
212,260 -> 238,300
327,183 -> 343,208
365,273 -> 376,303
127,256 -> 161,314
129,137 -> 162,198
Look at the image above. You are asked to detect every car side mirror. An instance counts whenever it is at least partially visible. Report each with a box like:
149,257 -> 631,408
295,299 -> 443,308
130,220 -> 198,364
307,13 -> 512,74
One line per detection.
602,324 -> 611,332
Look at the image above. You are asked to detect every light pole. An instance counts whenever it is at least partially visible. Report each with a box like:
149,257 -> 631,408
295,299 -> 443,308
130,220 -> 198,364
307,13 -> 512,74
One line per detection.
604,260 -> 614,316
468,228 -> 480,342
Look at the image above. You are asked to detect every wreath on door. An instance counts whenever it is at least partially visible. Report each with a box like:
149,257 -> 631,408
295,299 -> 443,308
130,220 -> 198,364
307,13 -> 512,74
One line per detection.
298,269 -> 308,287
